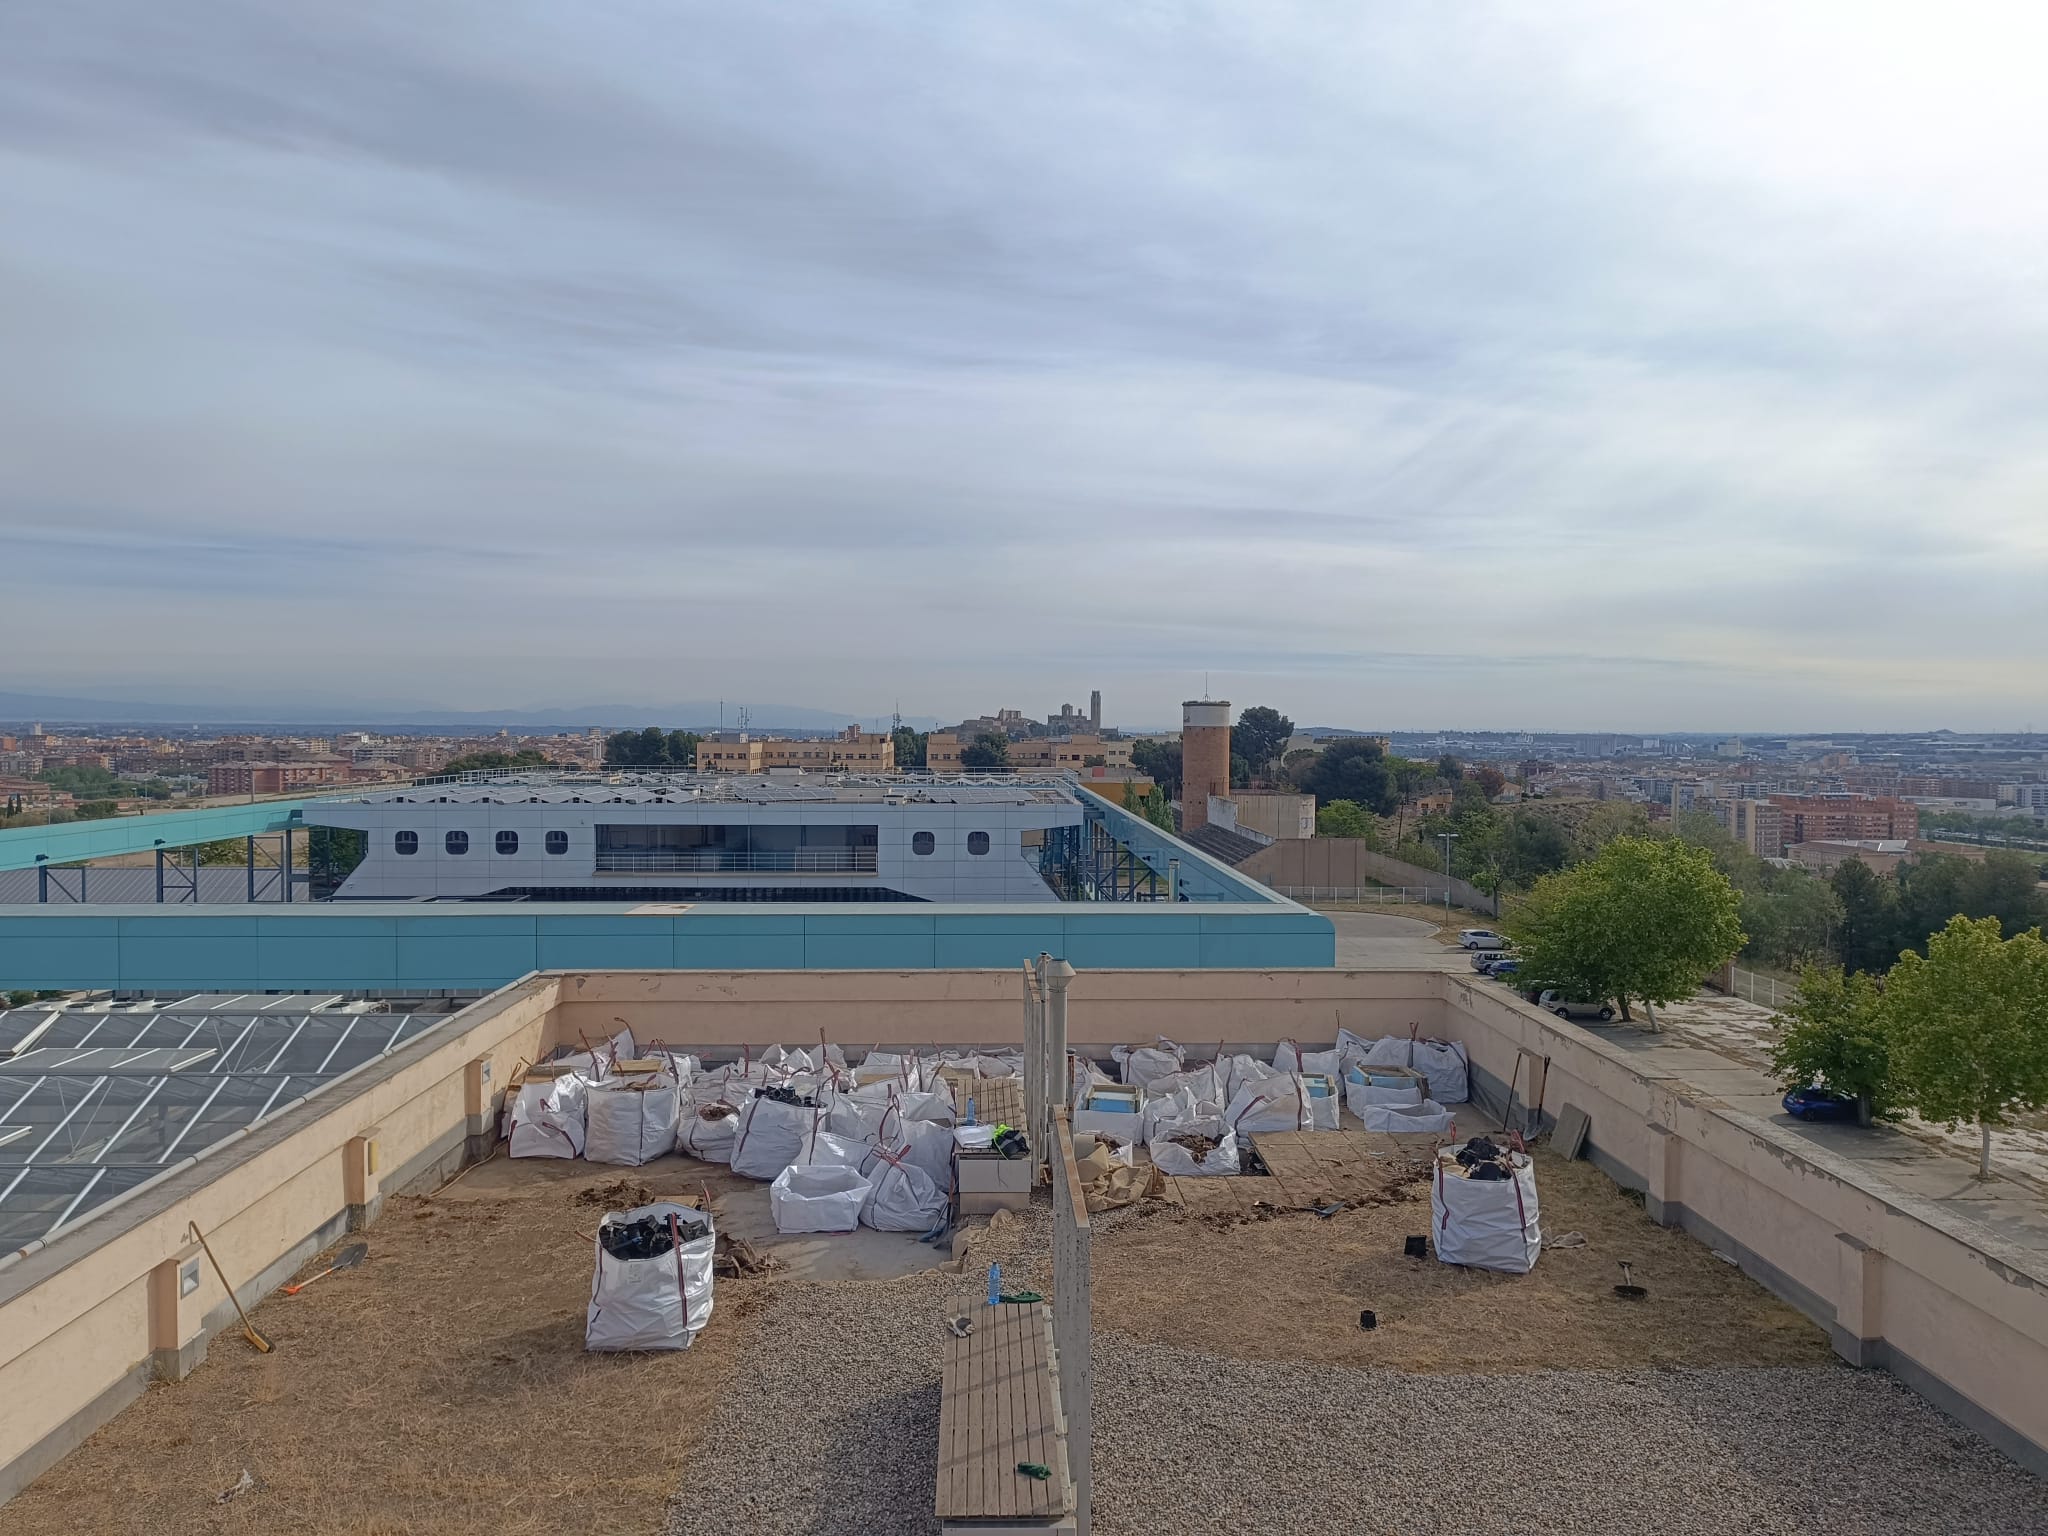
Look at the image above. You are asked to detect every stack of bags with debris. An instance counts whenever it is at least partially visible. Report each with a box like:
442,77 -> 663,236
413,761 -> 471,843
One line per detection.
1430,1135 -> 1541,1273
507,1027 -> 697,1162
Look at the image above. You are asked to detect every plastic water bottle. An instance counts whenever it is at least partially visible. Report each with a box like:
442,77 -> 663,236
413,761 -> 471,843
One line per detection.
965,1095 -> 977,1126
987,1263 -> 1000,1307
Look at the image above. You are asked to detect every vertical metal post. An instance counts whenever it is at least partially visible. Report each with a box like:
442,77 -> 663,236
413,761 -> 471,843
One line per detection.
190,847 -> 198,903
247,834 -> 257,903
156,847 -> 166,904
283,827 -> 294,902
1044,958 -> 1072,1144
1167,857 -> 1180,902
37,860 -> 47,903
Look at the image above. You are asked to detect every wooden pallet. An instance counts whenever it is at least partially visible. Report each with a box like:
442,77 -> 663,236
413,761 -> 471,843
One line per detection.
1161,1130 -> 1437,1213
935,1302 -> 1073,1528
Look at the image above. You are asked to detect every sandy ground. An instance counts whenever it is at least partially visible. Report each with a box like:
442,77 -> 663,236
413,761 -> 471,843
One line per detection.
1655,987 -> 2048,1191
1092,1148 -> 1831,1372
0,1159 -> 772,1536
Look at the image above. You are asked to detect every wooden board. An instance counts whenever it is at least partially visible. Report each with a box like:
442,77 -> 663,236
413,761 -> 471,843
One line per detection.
934,1303 -> 1072,1523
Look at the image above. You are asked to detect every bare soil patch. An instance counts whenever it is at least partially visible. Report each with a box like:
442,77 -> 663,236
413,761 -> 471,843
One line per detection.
1091,1149 -> 1831,1372
0,1160 -> 771,1536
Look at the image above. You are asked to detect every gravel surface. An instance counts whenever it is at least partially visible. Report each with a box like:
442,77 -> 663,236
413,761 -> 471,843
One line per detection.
664,1210 -> 1051,1536
1092,1338 -> 2048,1536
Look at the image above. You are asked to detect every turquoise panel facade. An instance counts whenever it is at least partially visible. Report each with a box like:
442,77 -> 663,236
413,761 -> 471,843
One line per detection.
0,901 -> 1335,991
0,800 -> 319,871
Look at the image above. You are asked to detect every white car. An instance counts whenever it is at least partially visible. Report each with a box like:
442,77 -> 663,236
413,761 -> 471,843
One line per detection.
1458,928 -> 1506,950
1537,989 -> 1617,1022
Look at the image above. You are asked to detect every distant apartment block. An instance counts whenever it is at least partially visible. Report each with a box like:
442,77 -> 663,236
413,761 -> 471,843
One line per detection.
207,760 -> 354,796
926,732 -> 1130,775
1709,797 -> 1786,858
1768,793 -> 1919,845
695,726 -> 895,774
1900,775 -> 2000,800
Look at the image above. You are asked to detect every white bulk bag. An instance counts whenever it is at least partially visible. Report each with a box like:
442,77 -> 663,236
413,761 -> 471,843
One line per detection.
1297,1074 -> 1342,1132
1274,1040 -> 1344,1078
1149,1062 -> 1223,1107
859,1050 -> 917,1087
1148,1117 -> 1240,1177
798,1127 -> 878,1172
862,1151 -> 948,1232
1361,1098 -> 1457,1134
1431,1153 -> 1541,1273
1358,1035 -> 1416,1069
1224,1077 -> 1310,1134
769,1164 -> 870,1233
508,1073 -> 588,1159
585,1077 -> 681,1167
887,1117 -> 955,1192
677,1082 -> 743,1162
1141,1085 -> 1218,1141
1411,1040 -> 1470,1105
1070,1054 -> 1114,1105
585,1202 -> 715,1352
1113,1038 -> 1187,1091
1218,1053 -> 1279,1103
729,1094 -> 823,1181
1345,1077 -> 1425,1120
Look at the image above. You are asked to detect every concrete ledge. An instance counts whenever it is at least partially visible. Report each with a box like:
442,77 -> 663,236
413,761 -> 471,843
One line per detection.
0,1358 -> 152,1505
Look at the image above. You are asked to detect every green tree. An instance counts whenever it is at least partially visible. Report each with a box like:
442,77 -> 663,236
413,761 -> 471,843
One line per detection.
1297,738 -> 1399,815
1129,738 -> 1182,796
1883,915 -> 2048,1178
1137,783 -> 1175,832
1768,965 -> 1891,1123
193,838 -> 248,866
1741,874 -> 1844,971
665,730 -> 703,767
1962,851 -> 2048,938
960,733 -> 1011,770
891,726 -> 929,769
1500,812 -> 1572,888
1233,707 -> 1294,776
1831,858 -> 1901,975
1509,836 -> 1745,1023
1315,800 -> 1376,840
1081,754 -> 1106,768
4,990 -> 36,1009
1475,766 -> 1507,799
73,800 -> 120,821
443,749 -> 550,775
1436,753 -> 1463,784
1229,751 -> 1251,789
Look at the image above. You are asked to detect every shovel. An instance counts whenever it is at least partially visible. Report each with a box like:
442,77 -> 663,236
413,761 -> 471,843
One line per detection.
283,1242 -> 368,1296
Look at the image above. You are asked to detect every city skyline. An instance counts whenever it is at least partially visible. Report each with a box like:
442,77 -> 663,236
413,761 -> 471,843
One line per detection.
4,5 -> 2045,730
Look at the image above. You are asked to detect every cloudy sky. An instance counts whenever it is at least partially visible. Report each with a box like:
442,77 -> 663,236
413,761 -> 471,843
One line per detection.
3,3 -> 2044,732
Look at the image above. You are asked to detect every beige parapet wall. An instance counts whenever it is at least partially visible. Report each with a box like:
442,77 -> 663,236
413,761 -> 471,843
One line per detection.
0,975 -> 560,1503
5,966 -> 2047,1504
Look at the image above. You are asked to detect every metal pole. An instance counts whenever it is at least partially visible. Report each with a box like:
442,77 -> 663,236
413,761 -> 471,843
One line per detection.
1044,956 -> 1074,1156
247,834 -> 257,903
284,827 -> 293,902
155,846 -> 166,904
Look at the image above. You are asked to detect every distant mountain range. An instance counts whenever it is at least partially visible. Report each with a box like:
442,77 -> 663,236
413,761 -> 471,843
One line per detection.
0,690 -> 941,732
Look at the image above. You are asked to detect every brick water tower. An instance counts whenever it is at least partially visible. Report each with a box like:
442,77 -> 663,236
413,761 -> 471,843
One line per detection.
1180,699 -> 1231,832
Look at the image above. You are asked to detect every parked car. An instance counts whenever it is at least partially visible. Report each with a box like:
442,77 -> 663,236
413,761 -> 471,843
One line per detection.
1537,989 -> 1616,1022
1782,1086 -> 1859,1123
1459,928 -> 1507,950
1485,958 -> 1520,980
1469,949 -> 1511,973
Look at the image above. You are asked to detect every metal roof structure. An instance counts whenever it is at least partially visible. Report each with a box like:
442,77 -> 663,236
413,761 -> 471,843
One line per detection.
319,770 -> 1079,808
0,998 -> 452,1249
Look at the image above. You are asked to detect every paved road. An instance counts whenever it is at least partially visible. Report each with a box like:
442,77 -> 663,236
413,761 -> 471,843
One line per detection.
1320,908 -> 1466,970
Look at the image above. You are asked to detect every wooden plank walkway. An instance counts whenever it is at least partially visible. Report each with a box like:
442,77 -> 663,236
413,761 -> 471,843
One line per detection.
935,1302 -> 1072,1525
1160,1129 -> 1439,1212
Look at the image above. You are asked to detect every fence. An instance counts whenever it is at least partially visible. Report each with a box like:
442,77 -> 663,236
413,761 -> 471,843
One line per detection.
1240,839 -> 1501,916
1266,885 -> 1435,906
1724,966 -> 1788,1010
1051,1108 -> 1093,1536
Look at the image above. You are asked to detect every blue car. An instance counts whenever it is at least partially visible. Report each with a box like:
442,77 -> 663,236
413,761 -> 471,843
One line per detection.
1782,1087 -> 1859,1122
1486,958 -> 1520,980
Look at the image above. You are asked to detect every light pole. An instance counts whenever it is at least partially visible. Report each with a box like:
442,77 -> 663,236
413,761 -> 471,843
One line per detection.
1437,830 -> 1459,920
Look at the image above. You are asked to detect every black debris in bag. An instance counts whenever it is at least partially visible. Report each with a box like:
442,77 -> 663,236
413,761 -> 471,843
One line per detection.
599,1211 -> 711,1261
1468,1161 -> 1509,1181
1456,1136 -> 1502,1168
755,1084 -> 819,1108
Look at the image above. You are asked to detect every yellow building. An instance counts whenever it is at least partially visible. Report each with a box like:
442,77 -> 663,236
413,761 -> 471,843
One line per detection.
695,727 -> 895,773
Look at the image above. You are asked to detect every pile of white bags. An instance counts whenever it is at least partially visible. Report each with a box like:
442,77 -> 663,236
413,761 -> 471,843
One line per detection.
1274,1039 -> 1344,1078
585,1073 -> 681,1166
1113,1037 -> 1188,1091
508,1071 -> 588,1159
877,1091 -> 956,1191
1360,1099 -> 1458,1134
1344,1070 -> 1426,1119
1431,1150 -> 1541,1273
1141,1084 -> 1219,1141
585,1201 -> 715,1351
1346,1033 -> 1471,1104
1148,1116 -> 1240,1177
769,1164 -> 870,1233
677,1078 -> 745,1162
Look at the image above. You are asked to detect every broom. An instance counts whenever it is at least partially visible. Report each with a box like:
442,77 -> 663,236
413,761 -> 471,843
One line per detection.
187,1222 -> 273,1353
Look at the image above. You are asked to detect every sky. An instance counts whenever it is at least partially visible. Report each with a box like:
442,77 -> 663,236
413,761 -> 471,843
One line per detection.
3,2 -> 2045,733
